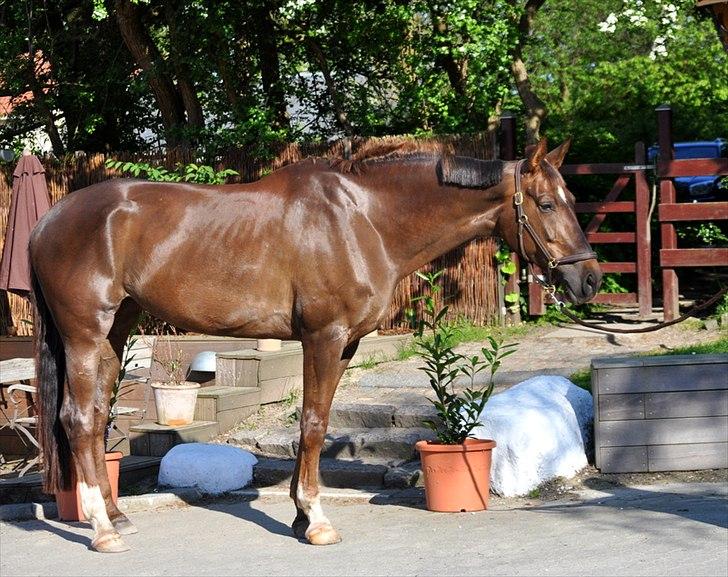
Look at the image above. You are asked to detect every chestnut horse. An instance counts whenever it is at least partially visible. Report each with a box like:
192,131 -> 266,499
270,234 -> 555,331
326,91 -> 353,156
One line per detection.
30,138 -> 600,552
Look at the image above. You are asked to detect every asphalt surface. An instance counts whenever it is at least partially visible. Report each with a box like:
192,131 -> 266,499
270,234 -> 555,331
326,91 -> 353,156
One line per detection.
1,482 -> 726,576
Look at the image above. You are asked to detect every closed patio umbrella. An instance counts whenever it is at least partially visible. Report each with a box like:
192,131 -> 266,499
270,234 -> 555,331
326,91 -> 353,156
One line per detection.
0,153 -> 51,295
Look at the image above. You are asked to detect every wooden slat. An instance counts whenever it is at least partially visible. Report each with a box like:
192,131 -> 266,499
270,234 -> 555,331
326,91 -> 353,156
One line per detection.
561,163 -> 640,175
645,391 -> 728,419
0,358 -> 35,383
599,262 -> 637,273
585,174 -> 631,233
598,446 -> 648,473
659,201 -> 728,222
599,394 -> 645,421
660,248 -> 728,267
599,416 -> 728,447
586,232 -> 636,243
577,201 -> 635,213
592,293 -> 638,305
595,363 -> 728,394
658,158 -> 728,177
648,443 -> 728,472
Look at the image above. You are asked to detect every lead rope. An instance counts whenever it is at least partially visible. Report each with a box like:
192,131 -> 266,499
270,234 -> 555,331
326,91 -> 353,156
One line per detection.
539,277 -> 727,335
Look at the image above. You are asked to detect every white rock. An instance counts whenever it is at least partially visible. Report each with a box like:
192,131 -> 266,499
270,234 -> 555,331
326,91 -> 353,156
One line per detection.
470,376 -> 593,497
158,443 -> 258,495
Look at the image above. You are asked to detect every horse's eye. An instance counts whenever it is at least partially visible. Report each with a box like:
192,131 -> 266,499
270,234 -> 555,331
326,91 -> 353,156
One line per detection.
538,201 -> 554,212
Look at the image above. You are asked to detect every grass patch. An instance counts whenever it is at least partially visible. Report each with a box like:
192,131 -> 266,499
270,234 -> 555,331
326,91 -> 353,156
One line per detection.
396,319 -> 532,361
569,368 -> 592,392
644,334 -> 728,356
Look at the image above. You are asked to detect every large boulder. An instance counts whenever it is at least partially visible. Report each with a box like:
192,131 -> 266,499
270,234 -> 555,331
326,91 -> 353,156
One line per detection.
470,376 -> 593,497
158,443 -> 258,495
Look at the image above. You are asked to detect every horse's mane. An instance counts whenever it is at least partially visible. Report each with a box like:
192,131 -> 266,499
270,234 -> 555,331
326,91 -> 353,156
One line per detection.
328,137 -> 504,189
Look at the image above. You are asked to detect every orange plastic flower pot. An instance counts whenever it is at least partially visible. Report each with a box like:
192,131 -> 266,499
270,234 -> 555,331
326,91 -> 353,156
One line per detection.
55,451 -> 123,522
416,438 -> 496,512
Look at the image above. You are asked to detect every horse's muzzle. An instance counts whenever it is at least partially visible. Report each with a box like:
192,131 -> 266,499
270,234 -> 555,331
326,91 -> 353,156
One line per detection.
556,261 -> 602,305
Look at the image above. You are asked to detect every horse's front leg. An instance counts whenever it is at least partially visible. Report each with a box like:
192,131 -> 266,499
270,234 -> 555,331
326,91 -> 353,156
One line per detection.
291,332 -> 360,545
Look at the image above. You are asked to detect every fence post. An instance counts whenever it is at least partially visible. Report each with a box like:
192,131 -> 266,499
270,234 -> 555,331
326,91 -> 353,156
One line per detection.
634,142 -> 653,317
656,104 -> 679,320
499,113 -> 523,324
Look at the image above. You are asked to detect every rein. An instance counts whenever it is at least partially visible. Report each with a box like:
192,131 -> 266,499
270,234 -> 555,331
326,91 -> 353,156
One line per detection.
510,159 -> 727,334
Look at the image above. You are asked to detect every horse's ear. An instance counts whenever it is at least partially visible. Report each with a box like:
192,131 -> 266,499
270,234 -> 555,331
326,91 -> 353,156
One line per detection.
544,138 -> 572,169
525,138 -> 548,172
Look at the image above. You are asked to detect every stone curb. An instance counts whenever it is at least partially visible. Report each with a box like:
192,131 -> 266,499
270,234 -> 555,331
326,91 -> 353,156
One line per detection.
0,486 -> 386,523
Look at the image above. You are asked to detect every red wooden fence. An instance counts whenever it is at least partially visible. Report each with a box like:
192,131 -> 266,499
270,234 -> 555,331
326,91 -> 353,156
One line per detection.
655,105 -> 728,320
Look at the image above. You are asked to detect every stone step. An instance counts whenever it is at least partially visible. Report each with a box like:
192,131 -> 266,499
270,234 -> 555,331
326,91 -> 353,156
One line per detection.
129,421 -> 218,457
195,386 -> 261,433
295,403 -> 440,429
229,426 -> 436,462
253,457 -> 422,490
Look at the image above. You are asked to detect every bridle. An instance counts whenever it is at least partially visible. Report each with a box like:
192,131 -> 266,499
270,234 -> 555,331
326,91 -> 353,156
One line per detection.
512,158 -> 597,300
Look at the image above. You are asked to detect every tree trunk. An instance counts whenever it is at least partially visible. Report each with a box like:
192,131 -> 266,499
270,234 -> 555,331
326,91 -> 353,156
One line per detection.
255,3 -> 289,130
509,0 -> 547,144
113,0 -> 186,143
164,0 -> 204,130
305,38 -> 354,136
511,48 -> 546,145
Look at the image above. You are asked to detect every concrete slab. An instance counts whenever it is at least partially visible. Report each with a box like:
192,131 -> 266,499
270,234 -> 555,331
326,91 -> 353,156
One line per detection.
2,482 -> 725,576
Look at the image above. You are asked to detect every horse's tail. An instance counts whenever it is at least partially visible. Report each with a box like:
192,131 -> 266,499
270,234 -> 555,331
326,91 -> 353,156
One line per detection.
31,267 -> 72,493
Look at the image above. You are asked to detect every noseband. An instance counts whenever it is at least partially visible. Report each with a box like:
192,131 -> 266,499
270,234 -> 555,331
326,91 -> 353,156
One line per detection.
513,159 -> 597,272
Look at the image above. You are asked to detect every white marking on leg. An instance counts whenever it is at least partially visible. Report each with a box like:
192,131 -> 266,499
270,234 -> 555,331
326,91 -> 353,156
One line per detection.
78,482 -> 115,534
297,484 -> 330,526
557,185 -> 567,204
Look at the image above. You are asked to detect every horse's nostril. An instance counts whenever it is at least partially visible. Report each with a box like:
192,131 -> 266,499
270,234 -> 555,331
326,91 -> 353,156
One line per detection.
584,273 -> 596,296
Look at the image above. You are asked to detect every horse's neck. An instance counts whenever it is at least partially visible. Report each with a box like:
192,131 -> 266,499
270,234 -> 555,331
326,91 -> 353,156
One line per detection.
369,162 -> 510,279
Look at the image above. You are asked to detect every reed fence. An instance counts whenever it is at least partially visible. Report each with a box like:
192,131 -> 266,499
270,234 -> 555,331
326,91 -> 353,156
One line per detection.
0,132 -> 500,336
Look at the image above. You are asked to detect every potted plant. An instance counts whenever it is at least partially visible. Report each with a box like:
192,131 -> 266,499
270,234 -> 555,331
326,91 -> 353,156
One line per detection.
55,336 -> 138,521
413,271 -> 517,512
150,332 -> 200,426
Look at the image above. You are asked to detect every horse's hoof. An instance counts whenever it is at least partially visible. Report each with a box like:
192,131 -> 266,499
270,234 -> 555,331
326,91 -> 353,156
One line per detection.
91,532 -> 130,553
305,523 -> 342,546
112,515 -> 138,535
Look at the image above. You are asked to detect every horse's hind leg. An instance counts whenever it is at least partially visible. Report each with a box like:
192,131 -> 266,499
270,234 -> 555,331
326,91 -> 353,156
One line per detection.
92,299 -> 142,536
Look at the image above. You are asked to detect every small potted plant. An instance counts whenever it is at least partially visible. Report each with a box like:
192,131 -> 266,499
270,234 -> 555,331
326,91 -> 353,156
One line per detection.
55,336 -> 138,521
150,331 -> 200,426
413,270 -> 517,512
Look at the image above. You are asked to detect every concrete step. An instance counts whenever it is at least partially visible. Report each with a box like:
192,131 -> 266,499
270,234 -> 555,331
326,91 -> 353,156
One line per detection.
195,386 -> 261,433
253,457 -> 422,490
229,426 -> 436,462
129,421 -> 218,457
295,403 -> 440,429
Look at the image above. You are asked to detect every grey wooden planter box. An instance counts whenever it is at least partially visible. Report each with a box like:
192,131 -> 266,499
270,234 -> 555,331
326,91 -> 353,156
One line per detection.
592,354 -> 728,473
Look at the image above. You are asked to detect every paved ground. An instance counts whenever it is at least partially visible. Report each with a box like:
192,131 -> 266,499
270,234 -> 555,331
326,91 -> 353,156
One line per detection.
1,482 -> 726,576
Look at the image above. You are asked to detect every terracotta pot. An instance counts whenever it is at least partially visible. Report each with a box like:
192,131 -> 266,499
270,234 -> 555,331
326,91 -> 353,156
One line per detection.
151,381 -> 200,426
55,451 -> 123,522
416,438 -> 496,512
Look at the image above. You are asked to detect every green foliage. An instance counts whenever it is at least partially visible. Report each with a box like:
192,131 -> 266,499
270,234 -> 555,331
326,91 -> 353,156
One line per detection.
677,223 -> 728,247
495,244 -> 520,312
414,270 -> 517,444
105,159 -> 238,184
527,0 -> 727,162
600,273 -> 629,294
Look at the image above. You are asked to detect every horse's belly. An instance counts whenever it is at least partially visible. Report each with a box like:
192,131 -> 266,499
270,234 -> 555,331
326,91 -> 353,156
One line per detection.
129,272 -> 295,339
